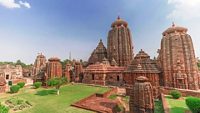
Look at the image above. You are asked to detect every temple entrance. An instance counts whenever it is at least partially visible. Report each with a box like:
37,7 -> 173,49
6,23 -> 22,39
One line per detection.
6,74 -> 9,79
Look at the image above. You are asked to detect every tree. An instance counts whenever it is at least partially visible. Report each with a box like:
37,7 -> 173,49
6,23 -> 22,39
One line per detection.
47,77 -> 67,95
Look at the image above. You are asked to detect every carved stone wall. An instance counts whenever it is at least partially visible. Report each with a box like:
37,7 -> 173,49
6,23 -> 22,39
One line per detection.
88,39 -> 107,64
129,76 -> 154,113
107,16 -> 134,66
158,24 -> 199,90
46,57 -> 62,79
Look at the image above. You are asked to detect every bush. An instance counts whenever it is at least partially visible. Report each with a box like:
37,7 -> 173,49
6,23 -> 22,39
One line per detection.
17,82 -> 25,88
170,90 -> 181,99
0,103 -> 9,113
33,82 -> 42,89
186,97 -> 200,113
10,85 -> 20,93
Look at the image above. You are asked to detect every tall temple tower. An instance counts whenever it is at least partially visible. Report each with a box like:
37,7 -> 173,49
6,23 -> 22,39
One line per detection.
107,16 -> 134,66
158,23 -> 199,90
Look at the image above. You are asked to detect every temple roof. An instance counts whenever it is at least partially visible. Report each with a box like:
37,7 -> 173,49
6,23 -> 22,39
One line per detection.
48,57 -> 60,62
136,76 -> 149,82
134,49 -> 150,60
162,23 -> 188,35
111,16 -> 128,28
126,50 -> 161,73
88,39 -> 107,64
0,77 -> 6,86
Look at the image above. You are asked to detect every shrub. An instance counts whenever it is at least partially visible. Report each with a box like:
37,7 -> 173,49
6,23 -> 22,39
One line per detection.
17,82 -> 25,88
0,103 -> 9,113
170,90 -> 181,99
186,97 -> 200,113
33,82 -> 42,89
10,85 -> 20,93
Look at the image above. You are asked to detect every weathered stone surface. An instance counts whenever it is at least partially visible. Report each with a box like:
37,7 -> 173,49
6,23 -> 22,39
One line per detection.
46,57 -> 62,79
158,24 -> 199,90
124,50 -> 161,98
33,53 -> 47,84
0,64 -> 23,80
0,76 -> 6,93
107,16 -> 134,66
88,39 -> 107,64
83,58 -> 125,86
129,76 -> 154,113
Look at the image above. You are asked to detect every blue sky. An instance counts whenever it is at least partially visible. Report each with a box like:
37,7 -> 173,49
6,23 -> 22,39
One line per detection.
0,0 -> 200,64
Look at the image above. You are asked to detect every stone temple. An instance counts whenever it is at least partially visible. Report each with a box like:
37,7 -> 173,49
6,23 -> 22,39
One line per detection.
107,16 -> 134,66
157,23 -> 199,90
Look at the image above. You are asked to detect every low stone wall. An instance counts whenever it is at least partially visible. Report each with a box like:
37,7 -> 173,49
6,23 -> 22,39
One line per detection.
160,93 -> 170,113
71,87 -> 119,113
12,79 -> 27,85
160,87 -> 200,97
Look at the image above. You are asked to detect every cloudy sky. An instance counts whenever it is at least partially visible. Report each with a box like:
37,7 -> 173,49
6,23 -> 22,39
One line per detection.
0,0 -> 200,64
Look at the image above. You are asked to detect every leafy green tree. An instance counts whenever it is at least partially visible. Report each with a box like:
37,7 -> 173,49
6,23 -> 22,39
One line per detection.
0,103 -> 9,113
47,77 -> 68,95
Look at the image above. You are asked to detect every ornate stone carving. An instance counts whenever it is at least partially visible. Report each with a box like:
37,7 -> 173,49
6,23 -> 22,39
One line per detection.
158,24 -> 199,90
129,76 -> 154,113
107,16 -> 134,66
88,39 -> 107,64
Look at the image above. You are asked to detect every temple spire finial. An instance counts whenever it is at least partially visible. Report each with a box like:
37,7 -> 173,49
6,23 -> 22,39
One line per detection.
172,22 -> 175,27
117,15 -> 120,20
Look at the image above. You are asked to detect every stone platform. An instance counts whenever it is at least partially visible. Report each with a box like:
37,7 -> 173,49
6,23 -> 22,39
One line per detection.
72,95 -> 118,113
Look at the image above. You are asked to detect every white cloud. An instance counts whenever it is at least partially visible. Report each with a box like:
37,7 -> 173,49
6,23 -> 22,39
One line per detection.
167,0 -> 200,20
19,1 -> 30,8
0,0 -> 31,9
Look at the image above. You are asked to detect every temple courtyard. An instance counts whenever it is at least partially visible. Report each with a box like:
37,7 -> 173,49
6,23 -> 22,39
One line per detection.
0,84 -> 110,113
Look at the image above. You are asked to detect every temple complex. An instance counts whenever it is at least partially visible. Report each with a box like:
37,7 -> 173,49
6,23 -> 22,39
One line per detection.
158,23 -> 199,90
129,76 -> 154,113
0,64 -> 23,80
107,16 -> 134,66
88,39 -> 107,64
46,57 -> 62,79
83,58 -> 125,86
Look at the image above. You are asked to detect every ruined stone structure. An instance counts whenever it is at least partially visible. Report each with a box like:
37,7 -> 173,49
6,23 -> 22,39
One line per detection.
107,16 -> 134,66
124,50 -> 161,97
129,76 -> 154,113
88,39 -> 107,64
0,76 -> 6,93
46,57 -> 62,79
83,58 -> 125,86
0,64 -> 23,80
158,24 -> 199,90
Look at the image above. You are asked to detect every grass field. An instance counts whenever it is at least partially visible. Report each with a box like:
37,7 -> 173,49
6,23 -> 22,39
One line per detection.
165,95 -> 189,113
0,84 -> 110,113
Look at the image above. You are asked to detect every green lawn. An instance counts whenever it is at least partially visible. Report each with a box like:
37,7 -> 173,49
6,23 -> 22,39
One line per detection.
0,84 -> 110,113
165,95 -> 189,113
